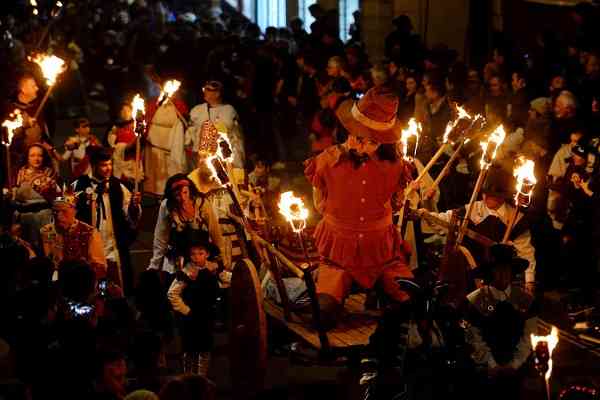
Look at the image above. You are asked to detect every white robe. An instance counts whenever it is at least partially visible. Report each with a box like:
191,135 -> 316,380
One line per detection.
145,102 -> 186,195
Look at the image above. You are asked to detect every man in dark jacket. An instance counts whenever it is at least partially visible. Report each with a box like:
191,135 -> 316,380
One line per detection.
73,146 -> 141,294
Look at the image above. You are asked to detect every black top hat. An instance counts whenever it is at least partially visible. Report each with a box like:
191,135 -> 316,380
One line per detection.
572,144 -> 588,158
475,243 -> 529,281
87,145 -> 114,165
173,226 -> 220,261
482,166 -> 515,201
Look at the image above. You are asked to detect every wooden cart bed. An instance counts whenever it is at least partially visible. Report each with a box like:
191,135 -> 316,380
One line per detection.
263,293 -> 379,349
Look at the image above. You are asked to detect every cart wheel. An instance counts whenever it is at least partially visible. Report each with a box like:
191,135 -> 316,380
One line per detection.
229,258 -> 267,399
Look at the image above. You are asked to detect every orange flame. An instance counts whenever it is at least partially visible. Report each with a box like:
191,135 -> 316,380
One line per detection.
278,191 -> 309,232
2,110 -> 23,146
531,326 -> 559,381
514,156 -> 537,206
205,131 -> 235,186
131,94 -> 146,135
479,125 -> 506,169
30,54 -> 66,86
158,80 -> 181,104
400,118 -> 421,161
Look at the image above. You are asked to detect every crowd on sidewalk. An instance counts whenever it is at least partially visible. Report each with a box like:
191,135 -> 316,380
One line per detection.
2,0 -> 600,399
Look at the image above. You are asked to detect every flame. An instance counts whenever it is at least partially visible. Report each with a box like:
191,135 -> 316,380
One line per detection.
479,125 -> 506,169
2,110 -> 23,146
514,156 -> 537,206
56,0 -> 63,7
278,191 -> 309,232
30,54 -> 66,86
205,131 -> 234,185
531,326 -> 559,381
400,118 -> 421,161
158,80 -> 181,104
33,8 -> 39,15
131,94 -> 146,135
456,105 -> 471,121
30,0 -> 37,5
442,104 -> 475,144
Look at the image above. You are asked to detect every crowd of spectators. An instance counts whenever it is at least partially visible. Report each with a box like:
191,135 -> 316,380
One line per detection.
2,0 -> 600,399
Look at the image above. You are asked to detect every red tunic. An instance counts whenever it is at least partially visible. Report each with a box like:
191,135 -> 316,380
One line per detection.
304,145 -> 412,289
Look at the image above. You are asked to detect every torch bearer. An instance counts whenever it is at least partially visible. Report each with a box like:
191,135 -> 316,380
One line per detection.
30,53 -> 66,120
502,157 -> 537,243
2,110 -> 24,188
131,94 -> 146,194
456,124 -> 506,245
531,326 -> 559,400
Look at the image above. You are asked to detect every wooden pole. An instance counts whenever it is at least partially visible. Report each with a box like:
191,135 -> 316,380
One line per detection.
33,86 -> 54,120
414,142 -> 449,183
4,144 -> 12,188
431,140 -> 467,189
502,205 -> 519,243
456,167 -> 489,246
134,135 -> 141,193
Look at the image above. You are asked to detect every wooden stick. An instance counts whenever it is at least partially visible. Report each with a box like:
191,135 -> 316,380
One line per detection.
415,142 -> 449,183
252,235 -> 304,279
431,140 -> 467,188
456,167 -> 489,245
4,144 -> 12,188
33,86 -> 54,120
134,135 -> 141,193
502,205 -> 519,243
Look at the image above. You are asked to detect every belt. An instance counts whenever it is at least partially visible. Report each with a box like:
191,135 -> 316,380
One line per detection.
322,213 -> 392,232
14,201 -> 51,213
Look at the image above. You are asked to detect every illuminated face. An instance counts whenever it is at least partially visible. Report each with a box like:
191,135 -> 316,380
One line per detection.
76,122 -> 91,137
406,77 -> 417,94
120,104 -> 133,121
550,76 -> 565,91
20,77 -> 39,98
203,88 -> 221,106
190,247 -> 209,266
95,160 -> 113,179
585,55 -> 600,78
511,73 -> 525,92
175,185 -> 191,204
53,206 -> 76,230
327,61 -> 341,77
347,135 -> 379,156
28,146 -> 44,169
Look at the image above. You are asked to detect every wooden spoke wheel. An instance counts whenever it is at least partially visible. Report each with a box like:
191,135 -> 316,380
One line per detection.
229,258 -> 267,400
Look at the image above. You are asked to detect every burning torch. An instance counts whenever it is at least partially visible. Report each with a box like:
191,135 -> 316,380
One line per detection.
2,110 -> 23,188
456,124 -> 506,245
157,79 -> 186,126
278,191 -> 312,271
395,118 -> 421,230
502,157 -> 537,243
131,94 -> 146,193
30,53 -> 66,120
531,326 -> 559,400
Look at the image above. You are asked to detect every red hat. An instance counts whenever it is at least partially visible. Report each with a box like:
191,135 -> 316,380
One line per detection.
335,86 -> 402,144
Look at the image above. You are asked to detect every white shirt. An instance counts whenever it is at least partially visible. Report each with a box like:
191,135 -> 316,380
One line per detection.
431,201 -> 536,283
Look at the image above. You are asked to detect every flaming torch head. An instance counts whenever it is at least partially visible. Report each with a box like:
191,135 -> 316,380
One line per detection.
2,110 -> 23,147
131,94 -> 146,136
199,121 -> 234,186
158,79 -> 181,104
531,326 -> 559,382
400,118 -> 421,161
31,54 -> 66,87
513,157 -> 537,207
479,124 -> 506,169
278,191 -> 309,233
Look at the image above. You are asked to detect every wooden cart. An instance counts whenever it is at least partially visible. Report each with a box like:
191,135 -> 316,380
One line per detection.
229,233 -> 381,399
